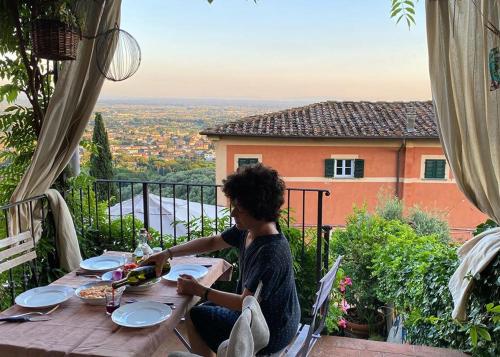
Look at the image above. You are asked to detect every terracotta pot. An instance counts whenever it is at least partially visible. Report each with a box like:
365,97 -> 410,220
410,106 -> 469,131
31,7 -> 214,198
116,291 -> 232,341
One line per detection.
344,311 -> 385,339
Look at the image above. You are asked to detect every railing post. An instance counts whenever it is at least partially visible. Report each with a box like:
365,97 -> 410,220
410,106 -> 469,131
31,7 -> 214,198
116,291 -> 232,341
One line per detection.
316,191 -> 324,286
142,183 -> 149,231
322,225 -> 332,272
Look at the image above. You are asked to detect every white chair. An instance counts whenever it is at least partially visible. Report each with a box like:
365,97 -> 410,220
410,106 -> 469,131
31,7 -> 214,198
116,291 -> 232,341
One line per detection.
282,256 -> 343,357
169,282 -> 269,357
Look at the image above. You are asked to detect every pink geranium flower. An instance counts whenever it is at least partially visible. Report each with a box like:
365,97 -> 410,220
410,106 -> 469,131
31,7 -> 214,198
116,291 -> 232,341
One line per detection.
343,277 -> 352,286
341,299 -> 351,313
339,283 -> 346,293
338,318 -> 347,328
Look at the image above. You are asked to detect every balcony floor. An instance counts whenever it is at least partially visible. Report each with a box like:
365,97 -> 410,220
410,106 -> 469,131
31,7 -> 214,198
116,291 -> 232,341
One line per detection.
311,336 -> 468,356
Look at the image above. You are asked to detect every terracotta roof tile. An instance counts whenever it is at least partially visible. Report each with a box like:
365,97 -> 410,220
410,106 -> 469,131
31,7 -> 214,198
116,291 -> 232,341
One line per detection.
200,101 -> 437,139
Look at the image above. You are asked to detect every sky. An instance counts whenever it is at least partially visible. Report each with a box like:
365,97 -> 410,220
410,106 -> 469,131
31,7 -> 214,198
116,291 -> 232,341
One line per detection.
101,0 -> 430,101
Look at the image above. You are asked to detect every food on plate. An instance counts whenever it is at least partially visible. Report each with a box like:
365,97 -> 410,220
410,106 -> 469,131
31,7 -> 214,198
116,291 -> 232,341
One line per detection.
79,285 -> 111,299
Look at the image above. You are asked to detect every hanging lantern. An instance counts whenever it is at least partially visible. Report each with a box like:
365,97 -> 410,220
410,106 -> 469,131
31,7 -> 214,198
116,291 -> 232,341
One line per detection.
95,28 -> 141,82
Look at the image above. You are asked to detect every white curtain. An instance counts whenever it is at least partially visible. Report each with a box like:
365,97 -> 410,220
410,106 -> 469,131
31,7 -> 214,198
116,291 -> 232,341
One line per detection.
9,0 -> 122,271
426,0 -> 500,320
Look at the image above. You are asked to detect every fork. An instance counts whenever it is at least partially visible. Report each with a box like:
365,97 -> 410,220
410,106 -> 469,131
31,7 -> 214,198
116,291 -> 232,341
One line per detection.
75,272 -> 102,279
10,304 -> 59,318
125,299 -> 176,309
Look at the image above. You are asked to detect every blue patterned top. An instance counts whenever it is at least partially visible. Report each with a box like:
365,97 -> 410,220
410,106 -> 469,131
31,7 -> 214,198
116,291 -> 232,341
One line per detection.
222,225 -> 301,354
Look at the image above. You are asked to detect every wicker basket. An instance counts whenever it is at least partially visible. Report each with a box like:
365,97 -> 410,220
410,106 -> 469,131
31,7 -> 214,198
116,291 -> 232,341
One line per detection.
32,19 -> 81,61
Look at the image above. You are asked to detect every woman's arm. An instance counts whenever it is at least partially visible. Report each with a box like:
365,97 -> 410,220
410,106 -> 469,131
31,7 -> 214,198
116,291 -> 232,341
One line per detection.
178,274 -> 252,311
168,235 -> 230,258
141,235 -> 231,277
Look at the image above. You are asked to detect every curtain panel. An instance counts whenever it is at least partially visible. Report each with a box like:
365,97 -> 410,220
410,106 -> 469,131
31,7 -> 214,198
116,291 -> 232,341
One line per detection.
9,0 -> 122,271
426,0 -> 500,320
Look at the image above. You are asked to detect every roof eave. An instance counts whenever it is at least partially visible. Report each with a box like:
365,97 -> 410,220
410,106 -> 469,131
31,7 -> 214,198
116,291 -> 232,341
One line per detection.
199,133 -> 439,140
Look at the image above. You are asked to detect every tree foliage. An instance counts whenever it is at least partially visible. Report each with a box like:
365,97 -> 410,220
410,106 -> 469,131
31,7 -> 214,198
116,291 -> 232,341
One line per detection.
89,112 -> 114,200
390,0 -> 417,28
0,1 -> 55,204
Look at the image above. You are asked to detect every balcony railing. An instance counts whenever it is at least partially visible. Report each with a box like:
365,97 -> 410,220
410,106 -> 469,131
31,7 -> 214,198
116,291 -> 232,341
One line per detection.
69,179 -> 333,282
0,179 -> 332,309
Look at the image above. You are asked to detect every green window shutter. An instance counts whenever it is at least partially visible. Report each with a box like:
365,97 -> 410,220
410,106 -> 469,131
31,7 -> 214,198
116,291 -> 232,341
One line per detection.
325,159 -> 335,177
238,158 -> 259,168
424,160 -> 435,178
435,160 -> 446,178
424,159 -> 446,179
354,159 -> 364,178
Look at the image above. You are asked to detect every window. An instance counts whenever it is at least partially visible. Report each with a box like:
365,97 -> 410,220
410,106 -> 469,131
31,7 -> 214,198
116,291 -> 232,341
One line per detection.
238,158 -> 259,168
325,159 -> 364,178
424,159 -> 446,179
335,159 -> 355,178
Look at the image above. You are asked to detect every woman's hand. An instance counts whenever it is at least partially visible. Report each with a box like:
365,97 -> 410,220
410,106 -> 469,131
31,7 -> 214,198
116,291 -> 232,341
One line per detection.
177,274 -> 205,297
140,250 -> 169,277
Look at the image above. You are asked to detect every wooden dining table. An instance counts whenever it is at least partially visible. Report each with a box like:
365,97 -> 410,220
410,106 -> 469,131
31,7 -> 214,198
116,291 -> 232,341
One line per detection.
0,252 -> 232,356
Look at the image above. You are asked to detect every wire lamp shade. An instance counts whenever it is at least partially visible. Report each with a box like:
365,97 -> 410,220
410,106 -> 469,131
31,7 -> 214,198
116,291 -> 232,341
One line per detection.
95,28 -> 141,81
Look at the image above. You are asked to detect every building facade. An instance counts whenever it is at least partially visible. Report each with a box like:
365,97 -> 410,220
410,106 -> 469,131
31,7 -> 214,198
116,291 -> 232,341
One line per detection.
201,101 -> 486,241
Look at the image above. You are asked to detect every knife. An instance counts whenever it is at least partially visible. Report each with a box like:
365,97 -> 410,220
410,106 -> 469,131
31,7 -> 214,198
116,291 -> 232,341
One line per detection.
0,315 -> 51,322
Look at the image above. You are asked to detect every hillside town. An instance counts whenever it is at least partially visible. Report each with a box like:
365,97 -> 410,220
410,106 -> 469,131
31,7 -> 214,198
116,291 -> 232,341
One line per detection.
80,101 -> 289,169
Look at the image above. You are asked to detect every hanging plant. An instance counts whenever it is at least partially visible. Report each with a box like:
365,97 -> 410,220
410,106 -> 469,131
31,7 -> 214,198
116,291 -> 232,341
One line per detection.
31,0 -> 82,61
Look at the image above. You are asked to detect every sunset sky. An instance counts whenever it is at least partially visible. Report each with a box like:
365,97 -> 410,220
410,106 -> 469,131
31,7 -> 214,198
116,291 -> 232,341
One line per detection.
101,0 -> 431,101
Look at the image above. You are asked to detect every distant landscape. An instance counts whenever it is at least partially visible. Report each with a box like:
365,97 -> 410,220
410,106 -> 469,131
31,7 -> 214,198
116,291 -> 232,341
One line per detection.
85,97 -> 308,164
82,97 -> 312,187
0,97 -> 312,193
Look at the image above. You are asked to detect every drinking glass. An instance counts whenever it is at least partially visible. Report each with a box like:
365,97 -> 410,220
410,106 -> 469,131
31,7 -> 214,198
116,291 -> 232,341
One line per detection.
121,253 -> 134,265
105,286 -> 125,315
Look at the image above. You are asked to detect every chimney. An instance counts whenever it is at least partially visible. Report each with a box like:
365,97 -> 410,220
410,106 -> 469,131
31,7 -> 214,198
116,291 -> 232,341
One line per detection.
406,103 -> 416,133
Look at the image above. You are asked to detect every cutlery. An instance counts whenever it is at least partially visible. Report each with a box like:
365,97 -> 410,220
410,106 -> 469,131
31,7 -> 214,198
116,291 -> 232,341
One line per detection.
76,272 -> 102,279
9,304 -> 59,318
125,299 -> 176,309
0,315 -> 51,322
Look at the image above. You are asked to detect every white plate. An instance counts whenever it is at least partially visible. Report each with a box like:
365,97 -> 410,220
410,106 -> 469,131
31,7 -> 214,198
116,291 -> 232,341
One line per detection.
112,301 -> 172,328
75,281 -> 112,306
162,264 -> 208,282
101,271 -> 160,292
15,285 -> 74,308
80,256 -> 126,272
101,271 -> 115,281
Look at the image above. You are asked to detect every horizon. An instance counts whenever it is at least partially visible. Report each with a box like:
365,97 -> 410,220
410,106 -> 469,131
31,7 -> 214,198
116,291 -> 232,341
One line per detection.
99,0 -> 430,101
0,1 -> 432,103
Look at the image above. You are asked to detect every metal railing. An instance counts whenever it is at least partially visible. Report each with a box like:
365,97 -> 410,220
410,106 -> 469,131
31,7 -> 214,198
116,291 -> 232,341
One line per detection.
0,180 -> 333,308
69,179 -> 333,284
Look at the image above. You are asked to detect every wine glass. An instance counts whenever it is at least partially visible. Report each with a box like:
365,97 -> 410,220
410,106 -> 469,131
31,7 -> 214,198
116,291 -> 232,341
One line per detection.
105,286 -> 125,315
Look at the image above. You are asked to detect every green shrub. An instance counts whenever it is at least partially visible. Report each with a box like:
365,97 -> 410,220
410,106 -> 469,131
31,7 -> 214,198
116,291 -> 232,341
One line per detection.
376,194 -> 404,221
474,219 -> 499,236
330,207 -> 396,325
407,206 -> 450,243
372,215 -> 499,356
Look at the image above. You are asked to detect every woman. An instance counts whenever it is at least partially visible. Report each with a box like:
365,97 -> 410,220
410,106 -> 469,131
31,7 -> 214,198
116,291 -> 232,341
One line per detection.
143,164 -> 300,356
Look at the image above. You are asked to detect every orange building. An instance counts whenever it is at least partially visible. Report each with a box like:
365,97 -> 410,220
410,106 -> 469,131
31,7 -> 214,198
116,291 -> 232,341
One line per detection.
201,101 -> 486,241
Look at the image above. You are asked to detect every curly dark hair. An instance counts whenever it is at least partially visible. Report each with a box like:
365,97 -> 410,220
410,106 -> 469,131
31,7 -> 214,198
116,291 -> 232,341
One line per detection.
222,164 -> 285,222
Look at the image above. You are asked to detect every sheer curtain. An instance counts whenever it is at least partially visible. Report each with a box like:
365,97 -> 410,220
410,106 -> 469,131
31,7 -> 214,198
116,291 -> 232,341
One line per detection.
9,0 -> 122,270
426,0 -> 500,320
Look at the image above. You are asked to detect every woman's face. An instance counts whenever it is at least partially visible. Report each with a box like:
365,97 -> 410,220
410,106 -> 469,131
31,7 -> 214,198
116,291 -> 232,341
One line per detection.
230,201 -> 254,230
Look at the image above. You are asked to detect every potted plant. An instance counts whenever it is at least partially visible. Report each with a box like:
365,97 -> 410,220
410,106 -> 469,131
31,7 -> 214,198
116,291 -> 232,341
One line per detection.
31,0 -> 82,60
325,270 -> 353,334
